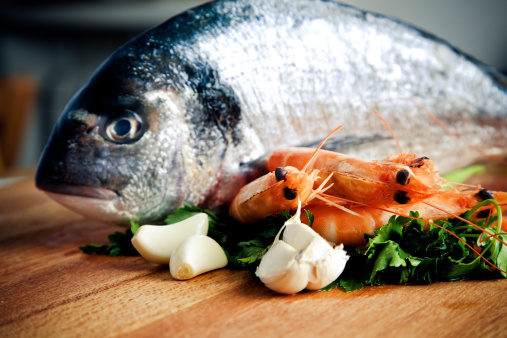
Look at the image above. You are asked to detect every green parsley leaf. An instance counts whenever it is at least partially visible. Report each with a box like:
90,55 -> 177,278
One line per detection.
304,209 -> 314,227
130,219 -> 141,235
164,205 -> 204,224
327,202 -> 506,292
225,211 -> 292,268
79,228 -> 139,257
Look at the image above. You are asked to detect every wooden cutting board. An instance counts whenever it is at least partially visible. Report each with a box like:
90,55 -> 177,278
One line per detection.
1,178 -> 506,337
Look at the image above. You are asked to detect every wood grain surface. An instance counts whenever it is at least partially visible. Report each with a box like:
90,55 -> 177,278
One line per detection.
1,178 -> 506,337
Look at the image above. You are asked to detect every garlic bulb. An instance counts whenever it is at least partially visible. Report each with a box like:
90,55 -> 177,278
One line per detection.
256,200 -> 348,294
170,235 -> 228,280
131,213 -> 208,264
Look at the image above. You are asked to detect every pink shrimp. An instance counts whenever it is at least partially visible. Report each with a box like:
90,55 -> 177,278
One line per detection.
229,126 -> 344,224
229,166 -> 320,223
267,147 -> 444,206
302,189 -> 507,246
232,97 -> 507,273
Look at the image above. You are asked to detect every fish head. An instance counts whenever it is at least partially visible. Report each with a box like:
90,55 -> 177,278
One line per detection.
35,45 -> 228,224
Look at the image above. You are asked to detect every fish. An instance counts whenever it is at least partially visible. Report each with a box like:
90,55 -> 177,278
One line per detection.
35,0 -> 507,224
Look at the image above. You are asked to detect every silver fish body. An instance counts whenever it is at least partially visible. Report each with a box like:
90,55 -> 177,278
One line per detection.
35,0 -> 507,224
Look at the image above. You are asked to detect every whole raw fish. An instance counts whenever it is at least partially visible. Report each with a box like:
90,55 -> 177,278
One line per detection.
35,0 -> 507,224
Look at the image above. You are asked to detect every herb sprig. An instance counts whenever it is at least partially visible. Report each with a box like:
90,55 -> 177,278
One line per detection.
79,219 -> 141,256
324,200 -> 506,291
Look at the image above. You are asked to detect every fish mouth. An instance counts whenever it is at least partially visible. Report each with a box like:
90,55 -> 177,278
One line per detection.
38,183 -> 118,200
38,183 -> 127,224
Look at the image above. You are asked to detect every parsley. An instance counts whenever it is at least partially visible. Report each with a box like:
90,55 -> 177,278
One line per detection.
304,209 -> 314,227
325,200 -> 506,292
79,219 -> 141,256
80,200 -> 507,293
218,210 -> 291,269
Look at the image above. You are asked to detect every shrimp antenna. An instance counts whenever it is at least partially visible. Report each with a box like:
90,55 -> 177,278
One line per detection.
377,98 -> 507,167
400,211 -> 506,274
302,125 -> 344,173
307,172 -> 362,217
313,194 -> 361,217
325,191 -> 507,248
420,199 -> 507,246
372,100 -> 404,155
320,194 -> 507,274
408,98 -> 507,167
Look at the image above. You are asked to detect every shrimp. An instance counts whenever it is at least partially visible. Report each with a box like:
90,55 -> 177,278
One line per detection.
265,99 -> 495,206
229,126 -> 344,224
229,166 -> 320,223
302,189 -> 507,246
231,99 -> 507,274
267,147 -> 444,206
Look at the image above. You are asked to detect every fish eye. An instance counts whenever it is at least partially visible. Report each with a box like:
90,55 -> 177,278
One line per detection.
105,111 -> 144,144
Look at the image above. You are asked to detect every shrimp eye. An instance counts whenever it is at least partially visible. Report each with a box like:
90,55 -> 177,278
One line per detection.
275,167 -> 288,181
394,190 -> 410,204
105,111 -> 144,144
410,156 -> 429,168
396,169 -> 410,185
477,189 -> 494,201
283,187 -> 297,200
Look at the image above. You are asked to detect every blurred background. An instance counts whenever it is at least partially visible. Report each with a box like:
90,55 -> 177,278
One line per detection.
1,0 -> 506,176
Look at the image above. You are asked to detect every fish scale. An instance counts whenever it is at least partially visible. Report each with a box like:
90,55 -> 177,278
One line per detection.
36,0 -> 507,224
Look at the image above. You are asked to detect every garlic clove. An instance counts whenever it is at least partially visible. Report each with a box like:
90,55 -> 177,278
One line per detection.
169,235 -> 228,280
256,213 -> 349,294
256,241 -> 311,294
296,234 -> 335,264
306,244 -> 349,290
131,213 -> 208,264
283,222 -> 319,251
295,233 -> 347,290
256,241 -> 298,279
259,260 -> 310,294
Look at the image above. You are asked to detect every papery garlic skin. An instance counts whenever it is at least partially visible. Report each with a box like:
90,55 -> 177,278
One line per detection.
131,213 -> 208,264
170,235 -> 228,280
256,200 -> 349,294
